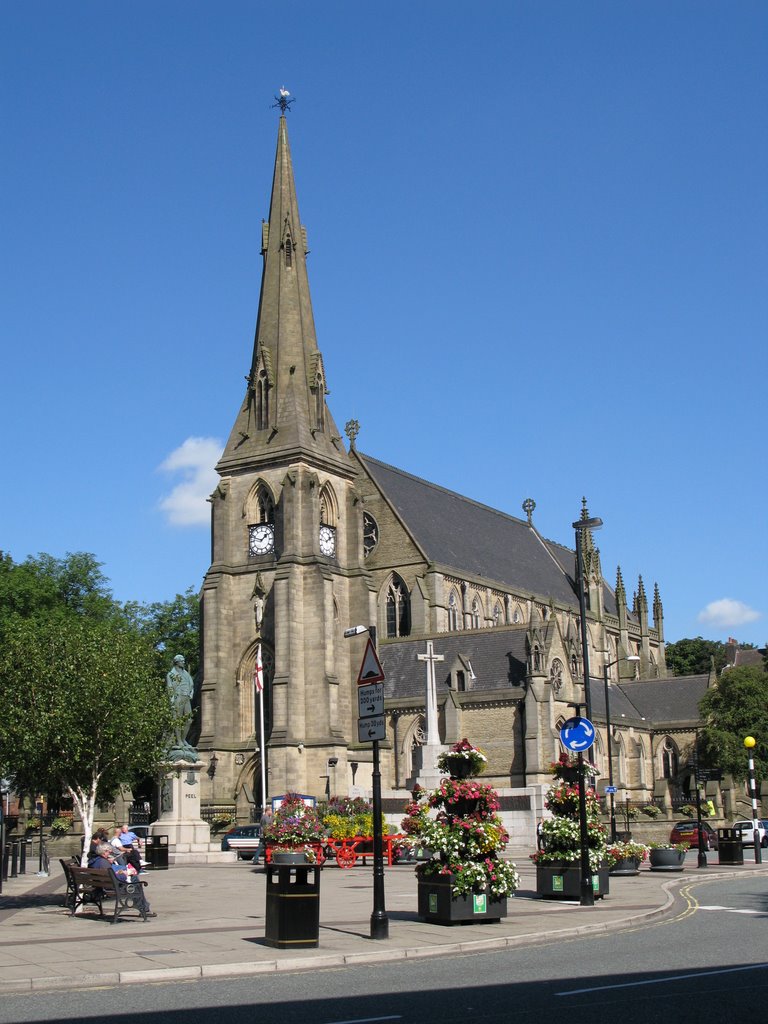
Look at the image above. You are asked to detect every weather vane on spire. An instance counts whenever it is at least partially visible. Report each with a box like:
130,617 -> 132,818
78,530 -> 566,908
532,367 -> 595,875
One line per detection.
272,87 -> 295,114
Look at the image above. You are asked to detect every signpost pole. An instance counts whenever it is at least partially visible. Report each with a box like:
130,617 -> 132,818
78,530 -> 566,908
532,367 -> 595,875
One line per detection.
346,622 -> 389,940
367,626 -> 389,940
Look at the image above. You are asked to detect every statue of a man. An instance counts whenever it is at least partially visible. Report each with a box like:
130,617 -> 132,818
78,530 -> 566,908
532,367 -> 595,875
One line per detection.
166,654 -> 198,760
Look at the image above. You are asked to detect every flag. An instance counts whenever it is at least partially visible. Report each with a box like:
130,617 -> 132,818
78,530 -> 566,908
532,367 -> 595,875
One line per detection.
254,644 -> 264,693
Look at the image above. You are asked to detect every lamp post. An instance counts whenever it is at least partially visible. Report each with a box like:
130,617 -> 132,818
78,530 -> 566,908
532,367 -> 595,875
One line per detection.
602,654 -> 640,841
572,514 -> 602,721
744,736 -> 762,865
344,624 -> 389,939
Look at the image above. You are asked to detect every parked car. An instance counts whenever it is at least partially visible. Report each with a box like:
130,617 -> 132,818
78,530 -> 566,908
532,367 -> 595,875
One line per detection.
221,824 -> 262,860
732,820 -> 768,848
669,820 -> 719,851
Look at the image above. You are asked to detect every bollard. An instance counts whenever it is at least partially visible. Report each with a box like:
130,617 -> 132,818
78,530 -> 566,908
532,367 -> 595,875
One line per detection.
19,838 -> 28,874
2,843 -> 9,881
10,840 -> 19,878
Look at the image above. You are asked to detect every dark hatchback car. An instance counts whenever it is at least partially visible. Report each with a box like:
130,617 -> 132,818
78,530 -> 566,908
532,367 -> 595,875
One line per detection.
221,824 -> 262,861
669,820 -> 719,851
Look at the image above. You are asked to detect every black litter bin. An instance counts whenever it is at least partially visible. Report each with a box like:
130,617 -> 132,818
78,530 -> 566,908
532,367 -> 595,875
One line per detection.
264,864 -> 320,948
718,828 -> 744,866
145,834 -> 169,870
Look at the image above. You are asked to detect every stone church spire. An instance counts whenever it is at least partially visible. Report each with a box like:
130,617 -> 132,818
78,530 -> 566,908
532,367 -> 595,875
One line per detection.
217,114 -> 348,475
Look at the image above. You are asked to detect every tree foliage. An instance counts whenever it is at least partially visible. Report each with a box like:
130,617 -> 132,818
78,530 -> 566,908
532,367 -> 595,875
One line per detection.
0,617 -> 177,859
0,551 -> 119,629
699,665 -> 768,781
124,587 -> 200,678
665,637 -> 727,677
0,551 -> 200,676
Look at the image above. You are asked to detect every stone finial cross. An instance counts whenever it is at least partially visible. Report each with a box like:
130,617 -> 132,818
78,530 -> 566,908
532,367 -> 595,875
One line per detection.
417,641 -> 445,745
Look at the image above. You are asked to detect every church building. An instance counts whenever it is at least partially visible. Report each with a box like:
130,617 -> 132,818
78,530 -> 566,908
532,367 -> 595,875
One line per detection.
197,113 -> 712,831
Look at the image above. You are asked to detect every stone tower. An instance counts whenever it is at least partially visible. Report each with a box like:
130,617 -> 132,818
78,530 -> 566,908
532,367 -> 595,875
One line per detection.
198,114 -> 366,814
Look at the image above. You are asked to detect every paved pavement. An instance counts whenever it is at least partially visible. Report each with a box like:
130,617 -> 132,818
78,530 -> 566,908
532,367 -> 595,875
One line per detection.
1,851 -> 765,993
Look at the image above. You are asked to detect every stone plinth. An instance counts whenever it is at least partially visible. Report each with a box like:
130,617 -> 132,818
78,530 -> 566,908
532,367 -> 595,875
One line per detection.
410,742 -> 448,791
151,760 -> 236,865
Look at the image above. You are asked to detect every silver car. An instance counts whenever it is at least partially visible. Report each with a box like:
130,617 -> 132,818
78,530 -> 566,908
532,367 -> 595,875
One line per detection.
732,819 -> 768,848
220,824 -> 262,860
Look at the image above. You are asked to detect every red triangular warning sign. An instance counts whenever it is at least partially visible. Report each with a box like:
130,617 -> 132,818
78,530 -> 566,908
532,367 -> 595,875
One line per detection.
357,637 -> 385,685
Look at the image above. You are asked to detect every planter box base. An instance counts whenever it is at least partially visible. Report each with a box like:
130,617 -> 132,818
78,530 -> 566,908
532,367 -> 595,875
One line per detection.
649,850 -> 686,872
609,857 -> 641,877
417,878 -> 507,925
536,864 -> 610,899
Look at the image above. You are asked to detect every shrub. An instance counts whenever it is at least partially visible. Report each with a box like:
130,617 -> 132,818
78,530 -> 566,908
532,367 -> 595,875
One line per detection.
639,804 -> 662,818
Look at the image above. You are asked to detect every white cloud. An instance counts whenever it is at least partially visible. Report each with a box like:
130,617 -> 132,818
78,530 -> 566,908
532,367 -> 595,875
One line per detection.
158,437 -> 223,526
697,598 -> 761,629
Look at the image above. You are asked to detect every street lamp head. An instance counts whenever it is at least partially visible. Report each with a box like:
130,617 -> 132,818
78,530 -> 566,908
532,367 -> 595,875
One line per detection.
343,625 -> 368,638
744,736 -> 757,749
626,655 -> 640,663
573,517 -> 603,531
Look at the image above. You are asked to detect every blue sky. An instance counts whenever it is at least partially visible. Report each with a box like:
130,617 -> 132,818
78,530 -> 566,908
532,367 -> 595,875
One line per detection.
3,1 -> 766,646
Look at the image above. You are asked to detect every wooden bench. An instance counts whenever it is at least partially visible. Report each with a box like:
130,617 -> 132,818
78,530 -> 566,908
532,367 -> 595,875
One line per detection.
61,861 -> 152,923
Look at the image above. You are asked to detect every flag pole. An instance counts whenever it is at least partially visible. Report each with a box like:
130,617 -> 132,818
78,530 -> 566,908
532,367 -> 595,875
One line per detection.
255,645 -> 267,810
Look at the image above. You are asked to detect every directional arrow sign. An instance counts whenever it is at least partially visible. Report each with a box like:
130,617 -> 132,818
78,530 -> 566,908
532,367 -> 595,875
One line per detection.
358,682 -> 384,719
357,637 -> 385,685
560,716 -> 596,752
357,715 -> 385,743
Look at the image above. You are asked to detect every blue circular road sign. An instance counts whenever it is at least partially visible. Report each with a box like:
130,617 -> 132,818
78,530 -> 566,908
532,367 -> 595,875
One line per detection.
560,716 -> 596,752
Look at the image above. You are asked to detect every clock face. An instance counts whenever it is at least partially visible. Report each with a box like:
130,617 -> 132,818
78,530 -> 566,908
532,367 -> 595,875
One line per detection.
363,512 -> 378,556
249,523 -> 275,556
319,524 -> 336,556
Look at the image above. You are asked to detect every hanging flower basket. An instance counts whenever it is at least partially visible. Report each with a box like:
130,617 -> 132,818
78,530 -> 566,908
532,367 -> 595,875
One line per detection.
436,739 -> 487,779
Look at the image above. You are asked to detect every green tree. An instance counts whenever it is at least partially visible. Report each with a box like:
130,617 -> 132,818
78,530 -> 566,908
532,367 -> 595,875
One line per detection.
0,551 -> 122,631
699,665 -> 768,781
665,637 -> 727,677
0,617 -> 177,863
124,587 -> 200,678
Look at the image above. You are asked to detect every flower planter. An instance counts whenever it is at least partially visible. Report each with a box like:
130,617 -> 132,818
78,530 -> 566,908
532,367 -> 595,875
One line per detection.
417,877 -> 507,925
609,857 -> 641,877
271,850 -> 312,865
450,797 -> 481,817
536,864 -> 610,899
649,848 -> 686,872
445,758 -> 474,780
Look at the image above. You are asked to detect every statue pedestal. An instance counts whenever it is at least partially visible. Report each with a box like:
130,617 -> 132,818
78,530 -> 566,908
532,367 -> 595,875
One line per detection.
151,760 -> 235,864
411,742 -> 448,791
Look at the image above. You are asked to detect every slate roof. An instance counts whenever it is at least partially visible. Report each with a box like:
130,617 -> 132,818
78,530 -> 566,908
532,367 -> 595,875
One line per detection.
379,628 -> 529,700
360,454 -> 624,617
590,674 -> 710,727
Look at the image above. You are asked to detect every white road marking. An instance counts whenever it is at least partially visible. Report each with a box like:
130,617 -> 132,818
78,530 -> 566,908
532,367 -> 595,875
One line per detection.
326,1018 -> 402,1024
556,962 -> 768,996
698,905 -> 764,915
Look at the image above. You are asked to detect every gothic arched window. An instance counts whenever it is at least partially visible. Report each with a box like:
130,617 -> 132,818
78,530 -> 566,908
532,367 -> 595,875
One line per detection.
470,597 -> 481,629
256,369 -> 270,431
448,591 -> 459,632
493,602 -> 503,627
662,738 -> 679,780
386,575 -> 411,638
314,374 -> 325,432
257,487 -> 274,525
284,234 -> 293,269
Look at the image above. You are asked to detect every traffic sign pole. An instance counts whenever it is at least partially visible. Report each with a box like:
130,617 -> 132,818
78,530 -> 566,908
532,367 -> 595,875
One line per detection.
349,624 -> 389,940
368,628 -> 388,939
563,706 -> 595,907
